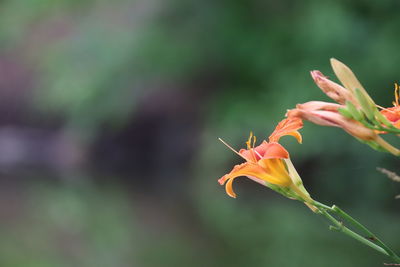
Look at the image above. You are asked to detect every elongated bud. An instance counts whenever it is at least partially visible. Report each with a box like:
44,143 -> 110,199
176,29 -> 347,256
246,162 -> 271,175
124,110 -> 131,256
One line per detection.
311,70 -> 357,105
330,58 -> 375,106
287,101 -> 377,141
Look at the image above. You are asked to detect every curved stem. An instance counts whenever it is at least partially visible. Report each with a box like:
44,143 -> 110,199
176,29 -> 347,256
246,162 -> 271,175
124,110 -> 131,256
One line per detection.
332,205 -> 400,261
319,209 -> 389,256
375,136 -> 400,156
313,201 -> 400,264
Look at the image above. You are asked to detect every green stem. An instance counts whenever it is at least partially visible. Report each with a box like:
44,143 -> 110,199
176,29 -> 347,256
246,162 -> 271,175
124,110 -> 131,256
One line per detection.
313,201 -> 400,264
375,136 -> 400,156
332,205 -> 400,263
319,209 -> 389,256
313,201 -> 332,210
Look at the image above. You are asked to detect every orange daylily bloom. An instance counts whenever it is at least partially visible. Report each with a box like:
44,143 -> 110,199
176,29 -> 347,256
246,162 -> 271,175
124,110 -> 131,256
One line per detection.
380,83 -> 400,129
218,118 -> 304,198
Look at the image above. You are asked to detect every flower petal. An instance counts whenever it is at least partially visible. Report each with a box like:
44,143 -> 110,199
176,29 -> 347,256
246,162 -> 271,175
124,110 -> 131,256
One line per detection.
381,107 -> 400,123
239,141 -> 289,161
218,161 -> 291,198
239,148 -> 257,162
225,175 -> 237,198
269,118 -> 303,143
257,158 -> 291,185
261,142 -> 289,159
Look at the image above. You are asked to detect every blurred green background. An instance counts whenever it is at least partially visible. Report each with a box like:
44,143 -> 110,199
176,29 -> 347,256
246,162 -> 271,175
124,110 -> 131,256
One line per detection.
0,0 -> 399,266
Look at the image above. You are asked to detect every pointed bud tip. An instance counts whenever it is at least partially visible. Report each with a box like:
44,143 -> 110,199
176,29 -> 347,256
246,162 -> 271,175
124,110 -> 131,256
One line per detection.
330,58 -> 339,64
330,58 -> 344,68
330,58 -> 348,70
310,70 -> 325,81
310,70 -> 317,78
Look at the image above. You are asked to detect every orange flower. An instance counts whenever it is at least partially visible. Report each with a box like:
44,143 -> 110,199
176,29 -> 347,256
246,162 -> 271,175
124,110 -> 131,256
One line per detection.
380,83 -> 400,129
218,118 -> 311,200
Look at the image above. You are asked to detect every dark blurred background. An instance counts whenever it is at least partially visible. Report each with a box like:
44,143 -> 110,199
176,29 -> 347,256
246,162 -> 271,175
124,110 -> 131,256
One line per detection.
0,0 -> 399,266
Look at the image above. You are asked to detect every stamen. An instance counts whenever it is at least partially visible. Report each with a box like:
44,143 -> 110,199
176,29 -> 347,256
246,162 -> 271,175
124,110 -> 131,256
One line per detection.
376,104 -> 385,110
395,83 -> 399,106
376,104 -> 397,114
246,132 -> 253,150
218,138 -> 248,160
245,132 -> 258,162
252,135 -> 257,148
254,150 -> 263,159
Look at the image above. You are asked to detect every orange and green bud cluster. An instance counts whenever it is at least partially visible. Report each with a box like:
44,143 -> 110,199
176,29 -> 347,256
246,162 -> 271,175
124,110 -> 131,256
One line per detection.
287,59 -> 400,156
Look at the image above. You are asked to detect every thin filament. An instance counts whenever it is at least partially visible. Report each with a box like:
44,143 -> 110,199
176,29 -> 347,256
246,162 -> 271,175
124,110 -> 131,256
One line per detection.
218,138 -> 247,160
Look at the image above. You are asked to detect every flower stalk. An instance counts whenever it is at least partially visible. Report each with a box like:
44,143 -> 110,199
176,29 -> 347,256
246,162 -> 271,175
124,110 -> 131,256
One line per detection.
217,59 -> 400,265
313,201 -> 400,264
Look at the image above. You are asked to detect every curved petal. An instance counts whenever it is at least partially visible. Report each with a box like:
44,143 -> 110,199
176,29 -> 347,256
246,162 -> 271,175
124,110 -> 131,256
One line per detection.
239,141 -> 289,161
381,107 -> 400,123
238,148 -> 256,162
261,142 -> 289,159
218,161 -> 291,198
225,175 -> 237,198
258,158 -> 291,186
269,118 -> 303,143
283,131 -> 302,144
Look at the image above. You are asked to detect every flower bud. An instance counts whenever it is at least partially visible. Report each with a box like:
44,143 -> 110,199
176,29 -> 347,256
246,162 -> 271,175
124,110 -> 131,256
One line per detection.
311,70 -> 358,105
287,101 -> 377,141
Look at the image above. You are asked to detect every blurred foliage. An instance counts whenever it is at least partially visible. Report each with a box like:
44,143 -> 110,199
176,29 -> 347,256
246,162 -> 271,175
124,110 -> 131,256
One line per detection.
0,0 -> 399,266
0,178 -> 397,267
